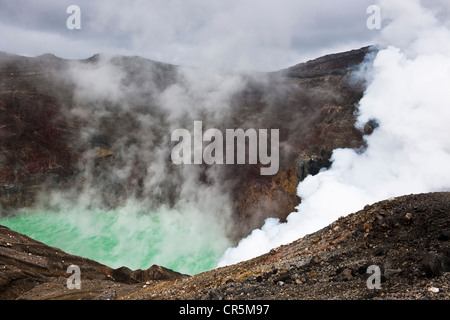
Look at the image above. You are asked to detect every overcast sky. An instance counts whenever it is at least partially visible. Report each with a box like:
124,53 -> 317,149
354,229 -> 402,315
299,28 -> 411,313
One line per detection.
0,0 -> 380,71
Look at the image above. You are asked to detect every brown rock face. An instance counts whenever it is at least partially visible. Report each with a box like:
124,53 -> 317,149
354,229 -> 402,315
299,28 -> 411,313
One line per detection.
223,47 -> 372,236
0,53 -> 77,212
0,47 -> 372,238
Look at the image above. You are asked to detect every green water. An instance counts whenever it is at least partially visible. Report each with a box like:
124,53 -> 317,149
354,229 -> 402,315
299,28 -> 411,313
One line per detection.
0,203 -> 232,275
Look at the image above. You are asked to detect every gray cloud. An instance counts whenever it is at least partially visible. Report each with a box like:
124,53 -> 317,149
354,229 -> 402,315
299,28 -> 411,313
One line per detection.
0,0 -> 378,70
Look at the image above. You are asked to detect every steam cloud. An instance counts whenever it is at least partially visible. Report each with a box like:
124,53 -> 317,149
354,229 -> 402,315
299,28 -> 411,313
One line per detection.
29,52 -> 297,273
218,0 -> 450,266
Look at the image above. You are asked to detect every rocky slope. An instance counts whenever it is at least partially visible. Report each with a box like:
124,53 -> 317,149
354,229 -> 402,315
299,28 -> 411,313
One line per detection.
1,192 -> 449,300
0,222 -> 187,300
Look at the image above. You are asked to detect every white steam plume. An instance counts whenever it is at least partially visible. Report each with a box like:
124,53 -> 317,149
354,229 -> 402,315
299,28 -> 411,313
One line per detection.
33,53 -> 282,273
218,0 -> 450,266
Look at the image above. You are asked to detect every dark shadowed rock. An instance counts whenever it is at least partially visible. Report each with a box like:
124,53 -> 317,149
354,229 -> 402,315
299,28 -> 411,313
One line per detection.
438,231 -> 450,241
208,288 -> 223,300
132,265 -> 189,282
111,267 -> 135,284
374,247 -> 386,256
422,252 -> 444,278
111,265 -> 188,284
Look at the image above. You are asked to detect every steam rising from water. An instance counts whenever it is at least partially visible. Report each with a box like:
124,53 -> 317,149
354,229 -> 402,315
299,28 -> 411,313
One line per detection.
1,202 -> 232,275
1,51 -> 294,275
40,58 -> 249,274
218,0 -> 450,266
